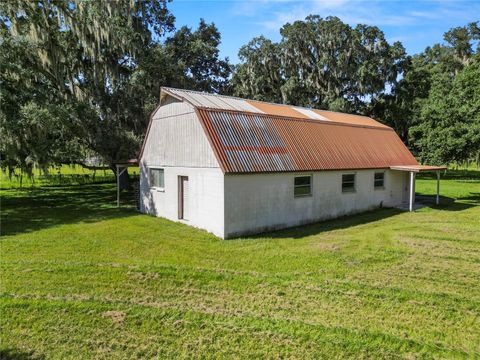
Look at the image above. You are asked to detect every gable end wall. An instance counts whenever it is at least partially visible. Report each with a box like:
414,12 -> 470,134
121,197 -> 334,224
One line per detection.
141,99 -> 219,168
140,98 -> 224,238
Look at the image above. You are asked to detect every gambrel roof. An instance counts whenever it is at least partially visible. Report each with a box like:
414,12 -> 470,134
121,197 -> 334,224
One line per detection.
144,87 -> 419,173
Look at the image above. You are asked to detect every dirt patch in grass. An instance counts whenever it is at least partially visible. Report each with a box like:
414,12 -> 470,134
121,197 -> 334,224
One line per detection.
102,311 -> 126,325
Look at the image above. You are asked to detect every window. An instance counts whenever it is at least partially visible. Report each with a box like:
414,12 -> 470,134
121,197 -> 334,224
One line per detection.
374,172 -> 385,189
149,168 -> 164,190
294,175 -> 312,197
342,174 -> 355,192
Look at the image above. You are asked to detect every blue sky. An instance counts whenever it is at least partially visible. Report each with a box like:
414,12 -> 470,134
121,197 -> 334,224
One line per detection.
169,0 -> 480,63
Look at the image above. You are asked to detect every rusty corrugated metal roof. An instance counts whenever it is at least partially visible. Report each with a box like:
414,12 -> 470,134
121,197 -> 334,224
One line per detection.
161,87 -> 388,128
197,109 -> 418,173
153,87 -> 419,173
246,100 -> 310,119
313,109 -> 390,128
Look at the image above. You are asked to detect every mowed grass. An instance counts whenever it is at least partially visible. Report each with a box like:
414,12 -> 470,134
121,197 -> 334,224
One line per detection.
0,165 -> 115,189
0,173 -> 479,359
0,165 -> 140,189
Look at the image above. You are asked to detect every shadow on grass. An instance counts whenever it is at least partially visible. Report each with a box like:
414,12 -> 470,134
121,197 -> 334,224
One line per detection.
248,207 -> 404,240
416,193 -> 479,209
1,184 -> 136,236
248,193 -> 478,240
457,192 -> 480,203
0,348 -> 44,360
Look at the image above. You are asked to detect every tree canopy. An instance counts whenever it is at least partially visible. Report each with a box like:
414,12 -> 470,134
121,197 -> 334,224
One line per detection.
0,0 -> 231,173
233,16 -> 406,113
368,22 -> 480,164
232,18 -> 479,165
1,3 -> 478,172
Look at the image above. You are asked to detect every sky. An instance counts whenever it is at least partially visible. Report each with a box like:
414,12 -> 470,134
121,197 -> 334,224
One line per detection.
169,0 -> 480,63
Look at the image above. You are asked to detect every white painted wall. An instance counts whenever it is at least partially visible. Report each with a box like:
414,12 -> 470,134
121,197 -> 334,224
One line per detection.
140,97 -> 224,237
223,169 -> 408,238
140,166 -> 224,237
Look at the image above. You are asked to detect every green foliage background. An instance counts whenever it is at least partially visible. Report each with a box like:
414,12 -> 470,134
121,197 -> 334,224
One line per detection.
1,1 -> 479,171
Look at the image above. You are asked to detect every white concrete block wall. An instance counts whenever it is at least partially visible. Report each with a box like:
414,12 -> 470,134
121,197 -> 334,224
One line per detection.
140,165 -> 224,238
223,169 -> 408,238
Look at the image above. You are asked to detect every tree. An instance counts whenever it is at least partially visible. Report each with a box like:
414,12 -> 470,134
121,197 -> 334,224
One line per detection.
444,22 -> 480,66
0,0 -> 175,172
232,37 -> 284,103
164,19 -> 232,93
410,56 -> 480,165
0,23 -> 85,176
232,16 -> 405,113
368,54 -> 432,143
1,2 -> 231,174
281,16 -> 405,111
369,22 -> 480,149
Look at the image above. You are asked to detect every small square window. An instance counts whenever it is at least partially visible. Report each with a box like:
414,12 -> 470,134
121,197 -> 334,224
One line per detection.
149,168 -> 164,189
342,174 -> 355,192
294,175 -> 312,197
374,172 -> 385,188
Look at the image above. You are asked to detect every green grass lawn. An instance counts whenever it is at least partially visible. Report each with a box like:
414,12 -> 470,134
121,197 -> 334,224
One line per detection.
1,174 -> 479,359
0,165 -> 140,189
0,165 -> 115,189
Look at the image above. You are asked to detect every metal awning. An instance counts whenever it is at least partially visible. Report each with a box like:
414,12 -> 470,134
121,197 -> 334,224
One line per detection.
114,159 -> 138,207
390,165 -> 447,172
390,165 -> 447,212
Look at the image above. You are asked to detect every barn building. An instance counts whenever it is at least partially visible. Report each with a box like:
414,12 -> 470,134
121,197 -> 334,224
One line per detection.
138,87 -> 445,239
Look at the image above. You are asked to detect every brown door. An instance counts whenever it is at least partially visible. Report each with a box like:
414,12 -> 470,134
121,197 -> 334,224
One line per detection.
178,176 -> 189,220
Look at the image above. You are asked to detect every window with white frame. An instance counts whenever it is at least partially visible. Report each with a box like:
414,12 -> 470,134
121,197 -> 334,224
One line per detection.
342,173 -> 356,192
374,172 -> 385,189
294,175 -> 312,197
149,168 -> 164,190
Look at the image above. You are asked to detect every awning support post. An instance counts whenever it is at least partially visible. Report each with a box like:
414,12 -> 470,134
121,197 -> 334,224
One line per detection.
116,164 -> 120,208
116,165 -> 128,208
436,171 -> 440,205
409,171 -> 416,212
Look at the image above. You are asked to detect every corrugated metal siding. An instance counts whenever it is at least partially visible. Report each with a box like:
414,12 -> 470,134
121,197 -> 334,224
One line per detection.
142,102 -> 219,168
198,109 -> 418,173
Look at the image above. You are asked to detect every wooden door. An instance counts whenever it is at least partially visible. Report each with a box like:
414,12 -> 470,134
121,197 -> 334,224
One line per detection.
178,176 -> 189,220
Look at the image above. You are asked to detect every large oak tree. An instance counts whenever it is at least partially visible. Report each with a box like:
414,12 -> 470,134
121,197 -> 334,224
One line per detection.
0,1 -> 231,174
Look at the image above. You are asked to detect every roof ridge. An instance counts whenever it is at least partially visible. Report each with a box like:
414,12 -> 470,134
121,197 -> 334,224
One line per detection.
315,108 -> 374,119
161,86 -> 249,103
197,107 -> 392,131
161,86 -> 377,122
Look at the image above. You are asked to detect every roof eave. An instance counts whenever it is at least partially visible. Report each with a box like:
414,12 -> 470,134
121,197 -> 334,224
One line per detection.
390,165 -> 447,172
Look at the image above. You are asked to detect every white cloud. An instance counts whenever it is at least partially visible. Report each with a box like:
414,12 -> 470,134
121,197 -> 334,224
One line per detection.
232,0 -> 480,32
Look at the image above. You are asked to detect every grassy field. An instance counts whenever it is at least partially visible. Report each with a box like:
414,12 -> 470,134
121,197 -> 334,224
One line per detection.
0,165 -> 116,189
0,165 -> 140,189
1,173 -> 479,359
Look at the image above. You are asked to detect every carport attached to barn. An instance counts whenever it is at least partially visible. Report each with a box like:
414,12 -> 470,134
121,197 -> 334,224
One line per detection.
390,165 -> 448,211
